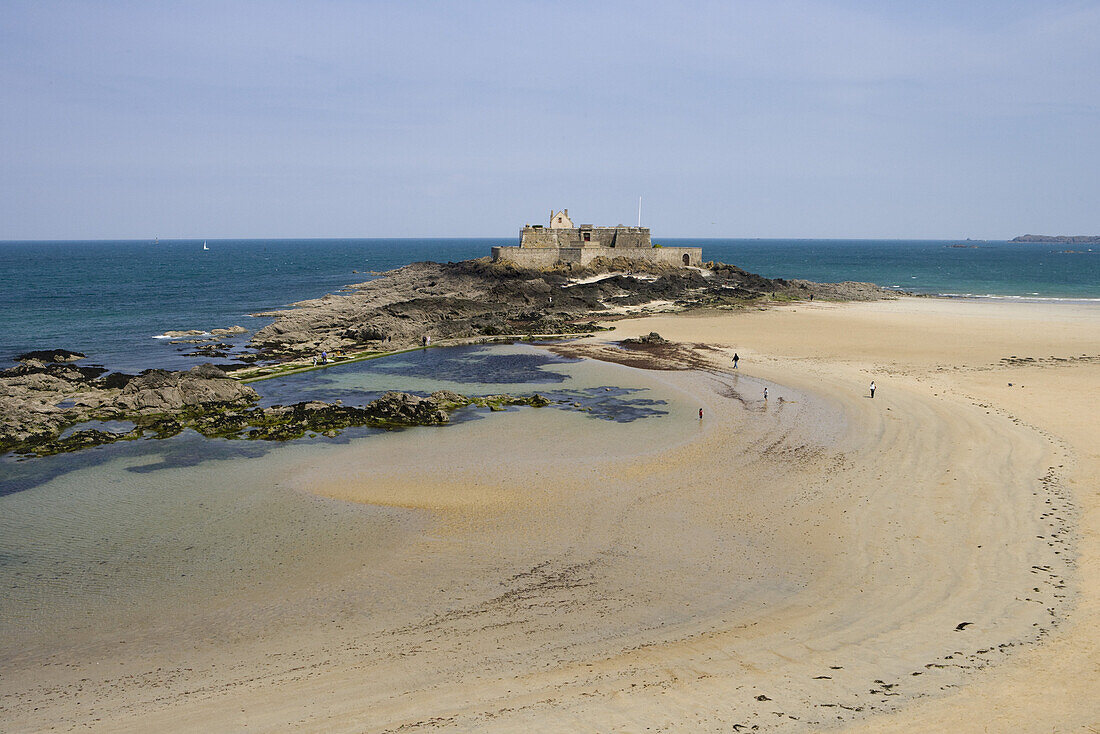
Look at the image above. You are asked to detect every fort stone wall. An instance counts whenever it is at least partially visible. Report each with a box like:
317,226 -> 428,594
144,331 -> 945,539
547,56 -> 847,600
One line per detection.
492,245 -> 703,268
499,210 -> 701,268
489,246 -> 565,268
519,226 -> 652,249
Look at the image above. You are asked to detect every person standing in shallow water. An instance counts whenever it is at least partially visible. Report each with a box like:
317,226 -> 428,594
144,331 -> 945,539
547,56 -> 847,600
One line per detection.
870,380 -> 876,398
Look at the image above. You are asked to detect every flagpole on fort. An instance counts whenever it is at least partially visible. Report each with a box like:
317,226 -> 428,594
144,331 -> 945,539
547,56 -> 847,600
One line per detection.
637,197 -> 642,227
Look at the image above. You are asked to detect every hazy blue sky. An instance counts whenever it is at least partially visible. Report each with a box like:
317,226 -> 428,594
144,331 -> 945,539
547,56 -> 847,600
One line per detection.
2,1 -> 1097,239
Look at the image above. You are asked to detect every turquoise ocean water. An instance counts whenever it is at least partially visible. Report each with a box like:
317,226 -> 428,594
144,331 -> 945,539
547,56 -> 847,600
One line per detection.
1,237 -> 1097,371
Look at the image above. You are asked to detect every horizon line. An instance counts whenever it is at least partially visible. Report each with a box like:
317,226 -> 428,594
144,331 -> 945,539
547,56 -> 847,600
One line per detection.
0,234 -> 1040,244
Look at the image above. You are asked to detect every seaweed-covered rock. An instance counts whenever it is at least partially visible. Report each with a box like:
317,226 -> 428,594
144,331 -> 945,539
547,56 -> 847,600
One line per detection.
429,390 -> 471,409
470,393 -> 552,410
29,428 -> 141,457
140,416 -> 185,439
368,391 -> 449,425
4,383 -> 553,456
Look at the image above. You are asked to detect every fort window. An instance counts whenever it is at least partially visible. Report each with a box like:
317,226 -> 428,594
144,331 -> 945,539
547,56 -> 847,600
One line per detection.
582,232 -> 591,242
682,253 -> 690,265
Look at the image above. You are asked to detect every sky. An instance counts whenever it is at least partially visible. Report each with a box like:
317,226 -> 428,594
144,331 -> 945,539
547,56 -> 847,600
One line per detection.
1,0 -> 1098,239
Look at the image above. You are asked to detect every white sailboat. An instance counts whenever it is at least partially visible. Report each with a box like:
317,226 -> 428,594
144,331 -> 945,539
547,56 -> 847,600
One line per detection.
202,240 -> 209,251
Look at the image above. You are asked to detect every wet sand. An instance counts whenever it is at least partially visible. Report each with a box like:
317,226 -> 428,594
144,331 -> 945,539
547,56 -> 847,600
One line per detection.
2,296 -> 1097,732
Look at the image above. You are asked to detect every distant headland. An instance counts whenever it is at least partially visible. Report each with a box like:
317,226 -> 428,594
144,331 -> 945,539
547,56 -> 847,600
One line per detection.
1011,234 -> 1100,244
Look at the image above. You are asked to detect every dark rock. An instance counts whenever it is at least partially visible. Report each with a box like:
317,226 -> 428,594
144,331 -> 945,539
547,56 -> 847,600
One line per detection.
622,332 -> 667,345
186,344 -> 231,358
14,349 -> 86,363
0,361 -> 104,383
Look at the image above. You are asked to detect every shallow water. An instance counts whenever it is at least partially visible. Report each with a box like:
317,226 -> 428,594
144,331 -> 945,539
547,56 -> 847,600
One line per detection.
255,343 -> 670,423
0,344 -> 669,498
0,434 -> 421,659
0,344 -> 689,659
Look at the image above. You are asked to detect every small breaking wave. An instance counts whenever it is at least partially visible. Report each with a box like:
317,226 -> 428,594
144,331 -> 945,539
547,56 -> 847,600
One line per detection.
152,331 -> 211,339
937,293 -> 1100,303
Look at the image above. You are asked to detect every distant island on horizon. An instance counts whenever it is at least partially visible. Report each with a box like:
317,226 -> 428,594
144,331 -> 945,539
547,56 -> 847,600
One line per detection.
1011,234 -> 1100,244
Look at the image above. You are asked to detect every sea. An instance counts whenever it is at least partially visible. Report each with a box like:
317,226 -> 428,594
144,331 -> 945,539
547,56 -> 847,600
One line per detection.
1,237 -> 1097,372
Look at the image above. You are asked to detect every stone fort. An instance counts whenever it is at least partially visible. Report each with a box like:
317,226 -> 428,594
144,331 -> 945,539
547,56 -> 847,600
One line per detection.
491,209 -> 702,268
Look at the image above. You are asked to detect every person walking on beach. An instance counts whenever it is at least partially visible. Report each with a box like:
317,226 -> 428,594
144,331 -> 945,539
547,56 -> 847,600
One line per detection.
763,387 -> 768,401
870,380 -> 876,398
699,407 -> 704,420
732,353 -> 739,369
312,356 -> 317,367
321,350 -> 328,364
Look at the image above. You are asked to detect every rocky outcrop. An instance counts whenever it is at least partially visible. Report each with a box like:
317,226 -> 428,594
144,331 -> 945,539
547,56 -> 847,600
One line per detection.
0,358 -> 117,448
113,364 -> 257,413
784,279 -> 892,301
211,325 -> 249,336
1,350 -> 552,456
158,330 -> 206,338
359,391 -> 449,425
0,395 -> 71,449
246,257 -> 892,360
0,362 -> 259,455
622,332 -> 668,345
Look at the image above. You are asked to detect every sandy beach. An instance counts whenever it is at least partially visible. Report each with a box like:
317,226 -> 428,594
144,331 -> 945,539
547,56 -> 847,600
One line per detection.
2,295 -> 1098,732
